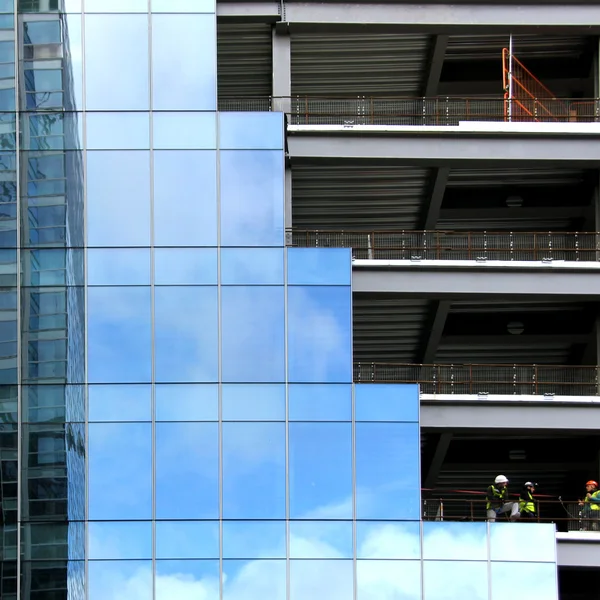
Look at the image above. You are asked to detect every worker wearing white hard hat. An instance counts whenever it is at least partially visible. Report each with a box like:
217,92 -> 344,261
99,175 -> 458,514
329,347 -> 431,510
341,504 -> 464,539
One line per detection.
486,475 -> 521,522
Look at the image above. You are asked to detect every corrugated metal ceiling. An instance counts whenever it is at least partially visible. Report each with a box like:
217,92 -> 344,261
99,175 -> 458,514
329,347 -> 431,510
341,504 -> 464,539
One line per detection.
292,164 -> 431,230
291,33 -> 431,96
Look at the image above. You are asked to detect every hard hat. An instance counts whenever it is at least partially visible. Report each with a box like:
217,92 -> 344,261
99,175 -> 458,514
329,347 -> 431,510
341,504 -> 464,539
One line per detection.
586,480 -> 599,487
495,475 -> 509,484
524,481 -> 535,487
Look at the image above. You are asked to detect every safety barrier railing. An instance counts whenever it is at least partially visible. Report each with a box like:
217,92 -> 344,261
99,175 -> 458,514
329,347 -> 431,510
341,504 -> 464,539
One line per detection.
354,363 -> 599,396
288,229 -> 600,262
218,96 -> 600,125
422,497 -> 598,533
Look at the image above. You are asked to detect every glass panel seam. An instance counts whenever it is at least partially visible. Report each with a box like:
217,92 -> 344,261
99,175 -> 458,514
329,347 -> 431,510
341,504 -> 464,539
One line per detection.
487,521 -> 492,600
352,384 -> 357,600
284,244 -> 290,600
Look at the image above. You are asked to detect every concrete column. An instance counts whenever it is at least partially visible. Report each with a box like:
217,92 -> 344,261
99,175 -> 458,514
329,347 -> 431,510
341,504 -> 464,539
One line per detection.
272,29 -> 291,114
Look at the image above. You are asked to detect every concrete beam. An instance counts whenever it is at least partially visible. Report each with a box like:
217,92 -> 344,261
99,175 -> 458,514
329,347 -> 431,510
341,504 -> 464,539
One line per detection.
424,35 -> 448,97
422,167 -> 449,229
272,30 -> 291,113
352,263 -> 600,299
287,129 -> 600,167
557,533 -> 600,567
217,1 -> 280,22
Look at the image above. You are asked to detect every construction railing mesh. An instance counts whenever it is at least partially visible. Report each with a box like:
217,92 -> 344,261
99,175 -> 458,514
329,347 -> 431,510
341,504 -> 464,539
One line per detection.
354,364 -> 599,396
289,230 -> 599,262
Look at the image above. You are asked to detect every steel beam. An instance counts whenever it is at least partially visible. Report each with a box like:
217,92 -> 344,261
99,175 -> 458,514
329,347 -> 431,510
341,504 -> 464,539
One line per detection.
422,167 -> 449,229
557,534 -> 600,568
287,132 -> 600,167
424,35 -> 448,97
217,1 -> 280,22
423,432 -> 453,489
439,207 -> 592,222
420,300 -> 450,363
441,334 -> 590,346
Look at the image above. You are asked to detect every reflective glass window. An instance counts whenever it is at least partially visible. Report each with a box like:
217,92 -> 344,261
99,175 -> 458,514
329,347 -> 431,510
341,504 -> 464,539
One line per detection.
221,286 -> 284,383
288,286 -> 352,383
152,0 -> 216,11
89,561 -> 152,600
87,151 -> 150,246
219,113 -> 284,150
152,14 -> 215,111
356,423 -> 420,520
221,248 -> 284,285
289,521 -> 352,559
287,248 -> 352,286
220,151 -> 284,247
156,561 -> 219,600
491,562 -> 557,600
155,384 -> 218,421
290,560 -> 353,600
24,522 -> 84,560
424,561 -> 487,600
21,249 -> 84,286
155,286 -> 218,383
22,384 -> 69,423
156,422 -> 218,519
89,423 -> 152,520
153,150 -> 216,246
87,113 -> 150,150
289,384 -> 351,421
355,383 -> 419,422
86,0 -> 148,10
88,287 -> 152,383
85,14 -> 148,110
22,113 -> 82,151
222,384 -> 285,421
88,384 -> 151,422
490,522 -> 556,562
223,560 -> 286,600
153,112 -> 216,150
156,521 -> 219,559
223,422 -> 285,519
24,21 -> 60,44
357,560 -> 420,600
89,522 -> 152,560
223,521 -> 286,559
87,249 -> 150,285
357,521 -> 420,559
154,248 -> 217,285
290,422 -> 352,518
423,522 -> 487,561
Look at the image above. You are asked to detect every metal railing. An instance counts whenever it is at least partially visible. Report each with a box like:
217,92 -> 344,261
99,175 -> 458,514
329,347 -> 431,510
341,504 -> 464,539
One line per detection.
354,363 -> 599,396
218,96 -> 600,125
422,497 -> 599,533
289,229 -> 600,262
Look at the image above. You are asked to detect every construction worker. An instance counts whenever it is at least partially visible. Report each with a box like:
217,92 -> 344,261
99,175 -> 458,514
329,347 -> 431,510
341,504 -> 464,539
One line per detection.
519,481 -> 537,520
578,480 -> 600,531
486,475 -> 520,522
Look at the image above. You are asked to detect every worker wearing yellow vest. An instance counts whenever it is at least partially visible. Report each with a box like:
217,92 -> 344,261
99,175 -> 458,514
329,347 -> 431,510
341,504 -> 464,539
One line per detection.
519,481 -> 537,520
579,480 -> 600,531
486,475 -> 520,522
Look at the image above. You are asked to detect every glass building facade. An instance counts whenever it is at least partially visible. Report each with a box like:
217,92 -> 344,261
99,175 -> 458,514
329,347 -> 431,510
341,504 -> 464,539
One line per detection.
0,1 -> 559,599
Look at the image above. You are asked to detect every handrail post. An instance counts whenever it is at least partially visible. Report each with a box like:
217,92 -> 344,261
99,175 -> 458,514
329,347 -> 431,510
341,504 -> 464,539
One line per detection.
367,233 -> 373,260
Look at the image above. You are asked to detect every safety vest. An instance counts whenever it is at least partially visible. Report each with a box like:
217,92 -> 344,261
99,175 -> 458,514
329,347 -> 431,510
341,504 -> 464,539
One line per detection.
585,490 -> 600,510
519,490 -> 535,514
486,485 -> 506,510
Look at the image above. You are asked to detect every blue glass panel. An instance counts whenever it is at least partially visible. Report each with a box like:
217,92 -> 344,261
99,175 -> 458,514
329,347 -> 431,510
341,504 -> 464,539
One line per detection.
220,151 -> 284,247
357,521 -> 420,559
87,249 -> 150,285
88,384 -> 151,422
21,249 -> 84,286
289,521 -> 353,559
153,112 -> 216,150
223,560 -> 286,600
356,423 -> 420,520
87,151 -> 150,246
155,248 -> 217,285
155,287 -> 218,383
156,422 -> 218,519
221,286 -> 284,383
290,560 -> 353,600
223,521 -> 286,559
290,422 -> 352,518
156,521 -> 219,559
152,14 -> 216,111
490,522 -> 556,562
86,0 -> 148,10
156,561 -> 220,600
424,561 -> 488,600
152,0 -> 216,12
84,14 -> 148,110
89,522 -> 152,559
89,561 -> 152,600
88,287 -> 151,383
355,383 -> 419,422
357,560 -> 420,600
24,21 -> 60,43
219,113 -> 284,150
288,248 -> 352,286
222,384 -> 285,421
87,113 -> 150,149
491,562 -> 557,600
289,384 -> 352,421
288,286 -> 352,383
22,113 -> 82,151
423,522 -> 487,560
223,422 -> 285,519
221,248 -> 284,285
153,151 -> 216,247
155,384 -> 218,421
0,0 -> 13,10
89,423 -> 151,519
